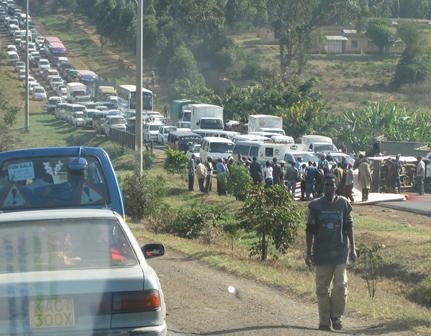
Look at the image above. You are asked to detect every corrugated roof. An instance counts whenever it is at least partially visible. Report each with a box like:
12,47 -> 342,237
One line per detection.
325,36 -> 348,41
342,29 -> 357,34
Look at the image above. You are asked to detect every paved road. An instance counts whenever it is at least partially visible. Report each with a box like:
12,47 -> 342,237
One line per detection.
378,193 -> 431,216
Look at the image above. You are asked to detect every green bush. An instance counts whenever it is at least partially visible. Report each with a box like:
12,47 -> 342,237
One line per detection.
143,150 -> 155,170
121,173 -> 147,222
164,146 -> 187,174
102,143 -> 126,161
147,203 -> 177,234
410,276 -> 431,308
142,174 -> 166,216
356,243 -> 385,299
237,185 -> 303,261
226,164 -> 253,201
113,153 -> 135,171
165,204 -> 228,242
120,173 -> 166,222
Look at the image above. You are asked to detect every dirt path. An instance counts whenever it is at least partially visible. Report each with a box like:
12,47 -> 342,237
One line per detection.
148,249 -> 417,336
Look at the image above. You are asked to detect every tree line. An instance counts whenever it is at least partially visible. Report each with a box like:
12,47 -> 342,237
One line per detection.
9,0 -> 431,152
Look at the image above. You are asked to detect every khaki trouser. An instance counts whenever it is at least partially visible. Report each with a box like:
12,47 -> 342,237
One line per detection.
315,264 -> 348,326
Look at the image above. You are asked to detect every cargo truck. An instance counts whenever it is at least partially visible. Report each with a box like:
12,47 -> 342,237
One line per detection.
169,99 -> 194,125
190,104 -> 224,131
247,114 -> 285,135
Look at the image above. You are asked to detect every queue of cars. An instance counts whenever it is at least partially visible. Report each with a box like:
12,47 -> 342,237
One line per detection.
1,3 -> 167,334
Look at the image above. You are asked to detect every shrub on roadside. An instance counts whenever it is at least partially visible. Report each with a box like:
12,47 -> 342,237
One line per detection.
165,204 -> 229,243
410,276 -> 431,308
121,173 -> 147,222
147,203 -> 177,234
164,146 -> 187,174
355,243 -> 385,299
103,143 -> 126,161
226,164 -> 253,201
237,184 -> 303,261
143,150 -> 155,170
120,173 -> 166,222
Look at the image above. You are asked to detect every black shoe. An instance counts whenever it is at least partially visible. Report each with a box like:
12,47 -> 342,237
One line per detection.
331,317 -> 343,330
318,324 -> 331,331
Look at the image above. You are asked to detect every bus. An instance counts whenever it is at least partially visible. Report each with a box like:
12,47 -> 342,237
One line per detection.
44,36 -> 67,61
117,84 -> 153,115
76,70 -> 98,97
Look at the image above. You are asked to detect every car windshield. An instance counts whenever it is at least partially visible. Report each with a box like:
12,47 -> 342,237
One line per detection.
314,143 -> 336,152
209,142 -> 234,153
293,152 -> 319,163
0,155 -> 109,211
182,111 -> 191,122
0,218 -> 137,273
149,124 -> 161,130
200,119 -> 223,130
110,117 -> 125,125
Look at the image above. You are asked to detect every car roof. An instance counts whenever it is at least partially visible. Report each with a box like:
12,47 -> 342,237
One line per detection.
170,130 -> 200,137
203,137 -> 234,143
0,208 -> 118,223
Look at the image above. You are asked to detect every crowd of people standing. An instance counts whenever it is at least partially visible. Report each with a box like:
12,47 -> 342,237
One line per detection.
187,153 -> 427,199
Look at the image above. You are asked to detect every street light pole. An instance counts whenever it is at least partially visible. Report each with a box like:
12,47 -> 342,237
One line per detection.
135,0 -> 143,176
24,0 -> 29,131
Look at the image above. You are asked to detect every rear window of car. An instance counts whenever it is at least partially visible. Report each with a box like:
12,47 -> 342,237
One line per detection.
0,218 -> 137,273
0,155 -> 109,211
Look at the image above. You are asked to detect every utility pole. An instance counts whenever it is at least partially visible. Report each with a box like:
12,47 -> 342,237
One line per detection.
24,0 -> 29,131
135,0 -> 143,175
397,0 -> 400,18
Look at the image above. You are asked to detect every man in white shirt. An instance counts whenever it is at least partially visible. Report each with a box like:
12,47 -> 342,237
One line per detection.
416,156 -> 426,195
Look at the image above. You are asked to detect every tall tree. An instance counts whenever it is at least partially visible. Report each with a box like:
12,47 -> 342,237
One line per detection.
393,23 -> 431,87
267,0 -> 360,81
365,20 -> 396,54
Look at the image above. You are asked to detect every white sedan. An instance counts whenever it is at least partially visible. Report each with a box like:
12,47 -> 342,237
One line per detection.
31,86 -> 47,100
0,209 -> 167,335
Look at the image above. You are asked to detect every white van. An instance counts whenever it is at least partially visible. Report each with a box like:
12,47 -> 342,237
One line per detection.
271,135 -> 295,144
193,129 -> 238,140
233,140 -> 264,160
301,134 -> 338,153
200,137 -> 234,163
284,150 -> 320,169
7,50 -> 19,64
232,134 -> 268,143
256,143 -> 306,166
143,121 -> 164,142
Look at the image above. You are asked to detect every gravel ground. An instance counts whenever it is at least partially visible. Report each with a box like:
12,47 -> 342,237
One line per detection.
148,248 -> 419,336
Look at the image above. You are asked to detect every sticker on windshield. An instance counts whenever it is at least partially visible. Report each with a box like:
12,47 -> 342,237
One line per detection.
7,161 -> 35,182
1,183 -> 27,207
80,182 -> 104,204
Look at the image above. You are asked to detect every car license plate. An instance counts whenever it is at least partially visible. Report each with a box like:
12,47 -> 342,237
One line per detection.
29,298 -> 75,328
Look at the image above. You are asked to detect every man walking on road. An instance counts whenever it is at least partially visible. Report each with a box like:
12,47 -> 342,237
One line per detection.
305,174 -> 357,331
416,156 -> 425,195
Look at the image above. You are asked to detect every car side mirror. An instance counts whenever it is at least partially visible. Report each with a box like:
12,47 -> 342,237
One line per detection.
141,243 -> 165,259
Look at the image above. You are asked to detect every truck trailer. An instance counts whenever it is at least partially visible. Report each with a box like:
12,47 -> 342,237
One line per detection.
247,114 -> 284,135
190,104 -> 224,131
